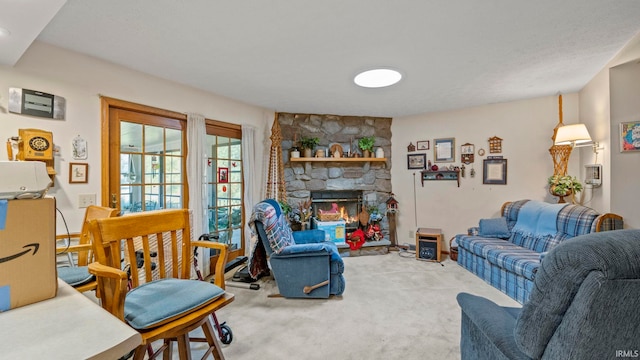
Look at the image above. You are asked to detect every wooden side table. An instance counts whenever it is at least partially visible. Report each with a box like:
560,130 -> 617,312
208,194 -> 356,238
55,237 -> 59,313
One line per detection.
415,227 -> 442,262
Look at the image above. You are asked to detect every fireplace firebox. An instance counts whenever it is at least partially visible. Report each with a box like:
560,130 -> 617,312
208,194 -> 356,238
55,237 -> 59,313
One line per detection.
310,190 -> 363,230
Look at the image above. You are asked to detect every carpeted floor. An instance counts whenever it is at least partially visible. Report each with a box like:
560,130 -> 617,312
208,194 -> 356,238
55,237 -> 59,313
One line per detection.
181,252 -> 521,360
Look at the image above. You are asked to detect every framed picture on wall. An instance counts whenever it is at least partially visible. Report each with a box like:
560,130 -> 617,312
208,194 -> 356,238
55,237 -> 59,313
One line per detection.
620,121 -> 640,152
69,163 -> 88,184
483,158 -> 507,185
434,138 -> 455,162
407,153 -> 427,169
416,140 -> 430,150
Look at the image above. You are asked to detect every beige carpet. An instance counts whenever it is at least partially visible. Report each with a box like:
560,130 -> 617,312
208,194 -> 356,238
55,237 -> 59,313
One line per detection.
184,252 -> 521,360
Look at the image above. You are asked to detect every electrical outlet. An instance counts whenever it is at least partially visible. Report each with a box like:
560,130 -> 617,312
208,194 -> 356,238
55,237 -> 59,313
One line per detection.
409,230 -> 414,238
78,193 -> 96,208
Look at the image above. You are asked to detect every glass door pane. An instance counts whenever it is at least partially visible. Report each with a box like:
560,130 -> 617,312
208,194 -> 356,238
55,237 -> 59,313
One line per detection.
114,112 -> 184,214
205,131 -> 243,259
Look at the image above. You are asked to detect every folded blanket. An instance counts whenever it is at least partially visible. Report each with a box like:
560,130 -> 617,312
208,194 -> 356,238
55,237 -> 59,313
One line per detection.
512,201 -> 567,237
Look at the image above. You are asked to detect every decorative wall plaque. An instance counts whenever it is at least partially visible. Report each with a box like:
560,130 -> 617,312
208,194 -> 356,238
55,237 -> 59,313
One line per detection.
488,136 -> 503,153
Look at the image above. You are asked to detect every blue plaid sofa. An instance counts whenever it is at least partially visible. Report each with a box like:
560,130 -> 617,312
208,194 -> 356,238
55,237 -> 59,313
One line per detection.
455,199 -> 623,304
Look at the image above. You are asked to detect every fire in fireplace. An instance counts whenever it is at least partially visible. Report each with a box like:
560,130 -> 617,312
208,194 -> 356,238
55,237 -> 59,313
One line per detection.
310,190 -> 363,229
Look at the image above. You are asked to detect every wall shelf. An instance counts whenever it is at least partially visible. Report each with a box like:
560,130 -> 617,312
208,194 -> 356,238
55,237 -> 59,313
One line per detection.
290,157 -> 387,163
421,169 -> 460,187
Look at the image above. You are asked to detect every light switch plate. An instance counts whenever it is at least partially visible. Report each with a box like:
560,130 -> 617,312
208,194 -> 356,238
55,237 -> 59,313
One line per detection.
78,193 -> 96,208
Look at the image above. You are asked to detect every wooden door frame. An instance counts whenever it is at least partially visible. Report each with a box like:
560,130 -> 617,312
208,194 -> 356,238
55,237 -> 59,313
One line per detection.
100,96 -> 245,269
100,96 -> 188,209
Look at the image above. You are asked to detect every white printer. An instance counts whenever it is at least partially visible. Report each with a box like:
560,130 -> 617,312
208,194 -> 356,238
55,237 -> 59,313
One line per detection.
0,161 -> 53,200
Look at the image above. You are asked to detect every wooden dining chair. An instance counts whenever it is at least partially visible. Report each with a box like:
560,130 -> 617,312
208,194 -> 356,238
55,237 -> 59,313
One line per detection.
88,209 -> 234,360
56,205 -> 119,292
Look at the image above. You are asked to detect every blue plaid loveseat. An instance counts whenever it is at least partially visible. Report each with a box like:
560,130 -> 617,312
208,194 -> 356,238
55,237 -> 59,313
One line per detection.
455,199 -> 623,304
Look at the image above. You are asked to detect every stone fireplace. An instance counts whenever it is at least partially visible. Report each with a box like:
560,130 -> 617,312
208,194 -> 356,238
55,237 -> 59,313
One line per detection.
278,112 -> 392,250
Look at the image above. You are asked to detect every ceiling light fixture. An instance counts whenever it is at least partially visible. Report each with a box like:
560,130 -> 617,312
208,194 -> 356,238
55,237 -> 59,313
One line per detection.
354,68 -> 402,88
0,27 -> 11,37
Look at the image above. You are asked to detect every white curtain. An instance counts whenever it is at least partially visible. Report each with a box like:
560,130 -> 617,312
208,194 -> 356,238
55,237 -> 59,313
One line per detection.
187,113 -> 209,276
241,124 -> 258,252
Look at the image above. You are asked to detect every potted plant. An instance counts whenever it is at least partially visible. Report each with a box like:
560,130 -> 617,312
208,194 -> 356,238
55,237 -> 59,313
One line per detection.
358,136 -> 376,158
548,175 -> 583,204
300,136 -> 320,157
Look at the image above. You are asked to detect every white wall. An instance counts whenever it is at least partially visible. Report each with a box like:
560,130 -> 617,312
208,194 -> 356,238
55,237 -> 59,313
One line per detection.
579,32 -> 640,228
391,94 -> 582,249
578,68 -> 611,212
610,61 -> 640,228
0,42 -> 271,233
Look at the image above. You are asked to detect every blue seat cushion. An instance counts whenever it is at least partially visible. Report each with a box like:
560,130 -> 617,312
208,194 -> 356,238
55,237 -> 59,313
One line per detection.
457,235 -> 514,258
124,278 -> 224,330
485,247 -> 541,280
58,266 -> 94,287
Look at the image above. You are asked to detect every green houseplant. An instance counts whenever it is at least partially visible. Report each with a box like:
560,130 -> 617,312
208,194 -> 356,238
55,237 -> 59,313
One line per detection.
358,136 -> 376,158
300,136 -> 320,157
548,175 -> 583,203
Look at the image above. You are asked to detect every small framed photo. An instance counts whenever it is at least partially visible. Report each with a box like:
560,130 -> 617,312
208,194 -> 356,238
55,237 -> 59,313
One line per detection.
483,158 -> 507,185
434,138 -> 455,162
69,163 -> 88,184
218,167 -> 229,183
620,121 -> 640,152
416,140 -> 430,150
407,153 -> 427,170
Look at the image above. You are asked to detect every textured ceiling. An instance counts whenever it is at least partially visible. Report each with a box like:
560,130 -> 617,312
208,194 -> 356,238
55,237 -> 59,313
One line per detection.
3,1 -> 640,117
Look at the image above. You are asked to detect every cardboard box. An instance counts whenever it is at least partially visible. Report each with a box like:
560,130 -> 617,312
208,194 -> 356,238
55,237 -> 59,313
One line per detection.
0,198 -> 57,311
312,218 -> 346,244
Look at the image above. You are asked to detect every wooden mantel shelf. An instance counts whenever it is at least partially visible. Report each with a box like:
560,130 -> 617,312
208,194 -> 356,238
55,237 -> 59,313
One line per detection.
290,157 -> 387,163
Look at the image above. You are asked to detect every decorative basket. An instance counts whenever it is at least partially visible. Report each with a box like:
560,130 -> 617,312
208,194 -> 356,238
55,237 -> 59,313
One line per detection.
317,213 -> 341,221
449,237 -> 458,261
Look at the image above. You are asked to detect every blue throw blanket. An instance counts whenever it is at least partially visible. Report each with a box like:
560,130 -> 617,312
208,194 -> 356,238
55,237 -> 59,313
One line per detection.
512,201 -> 567,237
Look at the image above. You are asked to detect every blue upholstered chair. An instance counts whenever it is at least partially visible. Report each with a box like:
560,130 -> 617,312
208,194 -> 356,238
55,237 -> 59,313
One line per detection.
457,229 -> 640,359
248,199 -> 345,298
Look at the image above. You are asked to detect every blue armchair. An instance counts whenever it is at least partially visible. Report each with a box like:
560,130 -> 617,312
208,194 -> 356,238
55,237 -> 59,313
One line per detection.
457,229 -> 640,359
248,199 -> 345,298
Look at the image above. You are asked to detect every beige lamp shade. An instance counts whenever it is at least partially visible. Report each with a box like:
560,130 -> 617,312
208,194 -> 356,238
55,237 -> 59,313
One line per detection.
555,124 -> 592,146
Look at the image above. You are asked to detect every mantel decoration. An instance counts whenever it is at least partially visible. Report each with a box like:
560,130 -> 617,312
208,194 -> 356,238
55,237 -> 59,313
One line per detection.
300,136 -> 320,157
548,175 -> 583,204
358,136 -> 375,158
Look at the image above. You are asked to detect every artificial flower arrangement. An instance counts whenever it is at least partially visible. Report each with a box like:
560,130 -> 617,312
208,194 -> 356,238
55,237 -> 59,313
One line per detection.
283,198 -> 313,230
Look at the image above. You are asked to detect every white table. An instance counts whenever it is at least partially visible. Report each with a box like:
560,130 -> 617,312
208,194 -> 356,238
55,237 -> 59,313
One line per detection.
0,279 -> 141,359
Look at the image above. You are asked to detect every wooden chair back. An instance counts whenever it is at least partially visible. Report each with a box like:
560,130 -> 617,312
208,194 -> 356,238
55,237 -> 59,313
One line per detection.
56,205 -> 119,265
56,206 -> 118,293
77,205 -> 120,266
90,209 -> 194,288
